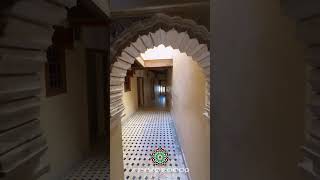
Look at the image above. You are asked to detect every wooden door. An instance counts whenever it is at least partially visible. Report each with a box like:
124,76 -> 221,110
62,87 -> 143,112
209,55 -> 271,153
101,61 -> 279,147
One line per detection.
137,77 -> 144,107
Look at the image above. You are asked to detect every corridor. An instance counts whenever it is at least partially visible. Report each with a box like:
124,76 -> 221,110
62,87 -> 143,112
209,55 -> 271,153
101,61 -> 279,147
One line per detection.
122,111 -> 189,180
113,39 -> 210,179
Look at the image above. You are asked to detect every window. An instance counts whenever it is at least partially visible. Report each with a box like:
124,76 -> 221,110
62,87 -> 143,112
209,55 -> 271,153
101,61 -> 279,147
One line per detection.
45,45 -> 67,97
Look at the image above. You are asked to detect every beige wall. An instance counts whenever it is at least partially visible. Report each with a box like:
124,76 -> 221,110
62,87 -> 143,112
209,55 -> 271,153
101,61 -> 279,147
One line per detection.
123,76 -> 138,120
212,0 -> 306,179
111,75 -> 138,180
171,51 -> 210,180
39,42 -> 90,180
122,71 -> 157,115
110,75 -> 137,180
134,70 -> 156,107
110,122 -> 124,180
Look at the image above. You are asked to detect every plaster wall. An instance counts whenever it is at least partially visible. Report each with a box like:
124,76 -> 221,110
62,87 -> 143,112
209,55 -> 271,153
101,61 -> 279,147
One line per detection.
110,122 -> 124,180
212,0 -> 306,179
171,51 -> 210,180
123,76 -> 139,121
39,42 -> 90,180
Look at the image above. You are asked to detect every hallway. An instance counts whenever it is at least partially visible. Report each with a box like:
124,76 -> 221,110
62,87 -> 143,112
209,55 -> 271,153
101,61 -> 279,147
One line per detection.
151,95 -> 167,110
113,36 -> 210,179
122,110 -> 189,180
2,0 -> 319,179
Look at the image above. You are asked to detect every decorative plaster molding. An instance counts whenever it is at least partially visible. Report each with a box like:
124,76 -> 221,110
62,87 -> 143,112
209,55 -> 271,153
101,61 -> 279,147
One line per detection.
110,14 -> 211,126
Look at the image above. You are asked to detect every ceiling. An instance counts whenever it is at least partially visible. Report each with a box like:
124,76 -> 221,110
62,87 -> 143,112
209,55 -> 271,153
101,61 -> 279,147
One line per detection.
111,0 -> 208,10
110,0 -> 210,30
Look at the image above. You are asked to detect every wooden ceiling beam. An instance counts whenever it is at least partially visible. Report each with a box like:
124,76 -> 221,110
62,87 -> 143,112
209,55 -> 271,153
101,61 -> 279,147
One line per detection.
144,59 -> 173,68
131,67 -> 171,71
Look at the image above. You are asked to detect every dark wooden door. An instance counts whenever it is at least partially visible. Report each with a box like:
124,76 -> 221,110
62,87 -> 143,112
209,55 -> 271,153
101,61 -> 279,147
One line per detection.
137,77 -> 144,107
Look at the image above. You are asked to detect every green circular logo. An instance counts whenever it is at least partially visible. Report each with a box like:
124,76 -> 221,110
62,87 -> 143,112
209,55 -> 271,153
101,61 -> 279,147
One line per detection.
151,147 -> 170,166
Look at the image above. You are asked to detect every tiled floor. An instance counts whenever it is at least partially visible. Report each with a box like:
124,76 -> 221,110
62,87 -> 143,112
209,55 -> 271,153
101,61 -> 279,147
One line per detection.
63,157 -> 109,180
122,110 -> 189,180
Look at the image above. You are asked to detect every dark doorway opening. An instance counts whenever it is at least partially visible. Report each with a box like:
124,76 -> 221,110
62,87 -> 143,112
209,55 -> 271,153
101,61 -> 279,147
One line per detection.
137,77 -> 144,107
86,51 -> 107,153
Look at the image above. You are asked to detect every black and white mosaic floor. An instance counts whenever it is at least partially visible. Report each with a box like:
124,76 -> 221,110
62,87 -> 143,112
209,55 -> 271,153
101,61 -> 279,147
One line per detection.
122,110 -> 189,180
64,157 -> 109,180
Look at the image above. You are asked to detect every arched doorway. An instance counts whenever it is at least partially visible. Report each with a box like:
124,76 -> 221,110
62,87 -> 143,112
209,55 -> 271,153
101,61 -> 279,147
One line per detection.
110,13 -> 210,126
109,13 -> 210,179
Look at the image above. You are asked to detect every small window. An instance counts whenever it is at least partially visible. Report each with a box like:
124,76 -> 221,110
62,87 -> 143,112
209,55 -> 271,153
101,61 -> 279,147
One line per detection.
45,45 -> 67,97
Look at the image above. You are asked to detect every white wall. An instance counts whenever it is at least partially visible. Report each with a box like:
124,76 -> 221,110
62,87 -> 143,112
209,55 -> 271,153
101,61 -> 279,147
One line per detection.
171,51 -> 210,180
39,42 -> 90,180
212,0 -> 306,179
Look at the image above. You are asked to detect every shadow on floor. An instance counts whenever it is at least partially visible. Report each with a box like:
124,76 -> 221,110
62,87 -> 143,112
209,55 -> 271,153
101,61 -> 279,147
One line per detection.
63,137 -> 110,180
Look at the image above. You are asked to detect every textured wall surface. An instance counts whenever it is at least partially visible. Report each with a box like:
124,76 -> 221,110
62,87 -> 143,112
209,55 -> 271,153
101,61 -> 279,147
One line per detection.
212,0 -> 306,179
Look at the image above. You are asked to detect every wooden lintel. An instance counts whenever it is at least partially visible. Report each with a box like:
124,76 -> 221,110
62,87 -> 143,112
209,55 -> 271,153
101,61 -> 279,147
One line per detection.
144,59 -> 173,68
131,67 -> 171,71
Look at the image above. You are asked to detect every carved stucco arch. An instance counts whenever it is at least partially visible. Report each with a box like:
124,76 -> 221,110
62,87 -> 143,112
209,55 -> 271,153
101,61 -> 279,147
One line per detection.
0,0 -> 77,179
110,14 -> 211,126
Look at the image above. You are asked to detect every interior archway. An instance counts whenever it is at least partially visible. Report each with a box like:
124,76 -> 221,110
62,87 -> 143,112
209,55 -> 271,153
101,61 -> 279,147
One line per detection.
110,14 -> 210,127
